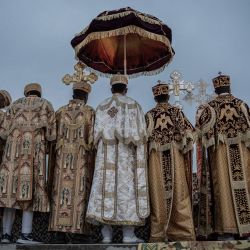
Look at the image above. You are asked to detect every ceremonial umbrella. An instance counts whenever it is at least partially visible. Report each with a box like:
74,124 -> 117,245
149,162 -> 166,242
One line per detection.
71,7 -> 175,77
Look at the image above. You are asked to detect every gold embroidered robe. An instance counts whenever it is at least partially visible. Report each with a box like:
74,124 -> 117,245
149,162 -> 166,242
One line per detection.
49,100 -> 95,233
146,103 -> 196,241
196,94 -> 250,237
0,96 -> 56,212
86,93 -> 149,225
0,110 -> 5,163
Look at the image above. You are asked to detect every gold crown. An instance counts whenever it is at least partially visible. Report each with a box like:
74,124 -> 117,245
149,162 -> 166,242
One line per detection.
0,90 -> 11,108
24,83 -> 42,97
73,82 -> 91,93
152,83 -> 169,96
110,74 -> 128,86
212,73 -> 230,89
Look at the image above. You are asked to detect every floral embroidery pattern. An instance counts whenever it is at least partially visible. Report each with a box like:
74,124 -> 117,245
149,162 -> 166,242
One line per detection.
107,106 -> 118,118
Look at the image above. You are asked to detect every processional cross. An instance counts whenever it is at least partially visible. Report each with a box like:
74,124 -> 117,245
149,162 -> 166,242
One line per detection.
195,79 -> 215,106
62,61 -> 98,85
167,70 -> 195,109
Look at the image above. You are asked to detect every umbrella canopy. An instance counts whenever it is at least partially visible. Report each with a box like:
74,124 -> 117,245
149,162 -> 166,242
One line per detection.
71,7 -> 175,77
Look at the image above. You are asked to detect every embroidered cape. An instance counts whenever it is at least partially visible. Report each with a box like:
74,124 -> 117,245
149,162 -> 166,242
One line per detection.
196,94 -> 250,236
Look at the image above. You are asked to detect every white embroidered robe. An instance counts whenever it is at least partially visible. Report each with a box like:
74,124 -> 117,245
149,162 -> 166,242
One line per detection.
86,93 -> 149,225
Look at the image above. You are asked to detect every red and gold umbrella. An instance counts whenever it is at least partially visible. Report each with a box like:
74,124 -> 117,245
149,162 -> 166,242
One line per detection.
71,7 -> 175,77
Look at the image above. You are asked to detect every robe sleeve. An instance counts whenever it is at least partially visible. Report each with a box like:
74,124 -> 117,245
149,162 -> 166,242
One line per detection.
43,101 -> 56,142
0,107 -> 11,141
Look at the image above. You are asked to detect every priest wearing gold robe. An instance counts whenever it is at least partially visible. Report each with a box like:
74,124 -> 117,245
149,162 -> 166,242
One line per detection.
0,83 -> 56,244
196,74 -> 250,239
86,74 -> 149,243
49,81 -> 95,238
0,90 -> 11,162
146,83 -> 196,242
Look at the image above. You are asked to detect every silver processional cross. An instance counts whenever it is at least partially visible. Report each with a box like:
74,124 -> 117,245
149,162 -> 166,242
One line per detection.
167,70 -> 195,109
158,71 -> 215,108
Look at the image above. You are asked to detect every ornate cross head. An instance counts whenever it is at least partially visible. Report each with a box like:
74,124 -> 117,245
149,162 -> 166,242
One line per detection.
62,62 -> 98,85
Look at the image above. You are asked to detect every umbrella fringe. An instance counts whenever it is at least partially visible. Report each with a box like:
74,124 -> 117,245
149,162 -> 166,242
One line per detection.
81,59 -> 173,79
94,9 -> 163,26
74,25 -> 174,59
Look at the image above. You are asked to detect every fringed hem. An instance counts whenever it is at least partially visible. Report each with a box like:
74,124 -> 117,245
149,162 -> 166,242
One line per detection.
149,139 -> 194,154
95,9 -> 164,26
74,25 -> 174,74
197,131 -> 250,149
81,62 -> 172,79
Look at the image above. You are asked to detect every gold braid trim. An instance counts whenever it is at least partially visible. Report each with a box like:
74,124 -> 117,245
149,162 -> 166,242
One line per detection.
74,25 -> 174,61
94,10 -> 164,26
135,144 -> 150,219
226,143 -> 250,235
101,143 -> 117,221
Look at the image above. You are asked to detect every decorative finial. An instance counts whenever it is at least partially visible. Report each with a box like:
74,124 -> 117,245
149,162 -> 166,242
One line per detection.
62,61 -> 98,85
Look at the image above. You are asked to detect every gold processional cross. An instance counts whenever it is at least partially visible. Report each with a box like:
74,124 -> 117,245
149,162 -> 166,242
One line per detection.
62,61 -> 98,85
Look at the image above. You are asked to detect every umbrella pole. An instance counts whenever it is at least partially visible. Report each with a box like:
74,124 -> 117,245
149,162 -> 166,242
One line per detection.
124,35 -> 127,75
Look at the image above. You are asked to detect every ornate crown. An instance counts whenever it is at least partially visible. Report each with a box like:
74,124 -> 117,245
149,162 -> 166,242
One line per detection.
0,90 -> 11,108
73,82 -> 91,93
24,83 -> 42,97
152,83 -> 169,96
62,62 -> 98,93
212,73 -> 230,89
110,74 -> 128,86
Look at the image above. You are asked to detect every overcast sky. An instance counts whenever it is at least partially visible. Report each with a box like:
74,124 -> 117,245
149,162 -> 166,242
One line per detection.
0,0 -> 250,125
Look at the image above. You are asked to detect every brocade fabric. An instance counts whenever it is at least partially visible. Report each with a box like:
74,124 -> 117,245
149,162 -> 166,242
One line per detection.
49,100 -> 95,233
146,103 -> 195,241
86,93 -> 149,225
196,94 -> 250,236
0,96 -> 56,212
0,110 -> 5,164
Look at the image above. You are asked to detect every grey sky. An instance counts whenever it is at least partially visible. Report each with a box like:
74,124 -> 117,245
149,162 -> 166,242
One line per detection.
0,0 -> 250,125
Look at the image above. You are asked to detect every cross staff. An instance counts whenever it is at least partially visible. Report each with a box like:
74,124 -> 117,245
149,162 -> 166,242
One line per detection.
62,61 -> 98,85
168,70 -> 195,109
195,79 -> 215,106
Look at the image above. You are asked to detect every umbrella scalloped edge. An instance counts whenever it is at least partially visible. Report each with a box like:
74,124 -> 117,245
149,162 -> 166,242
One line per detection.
79,58 -> 173,79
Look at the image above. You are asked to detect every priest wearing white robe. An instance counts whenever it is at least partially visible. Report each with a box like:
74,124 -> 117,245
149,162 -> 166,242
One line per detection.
86,74 -> 149,243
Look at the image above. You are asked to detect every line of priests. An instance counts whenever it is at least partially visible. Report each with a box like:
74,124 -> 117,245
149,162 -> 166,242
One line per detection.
0,73 -> 249,244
